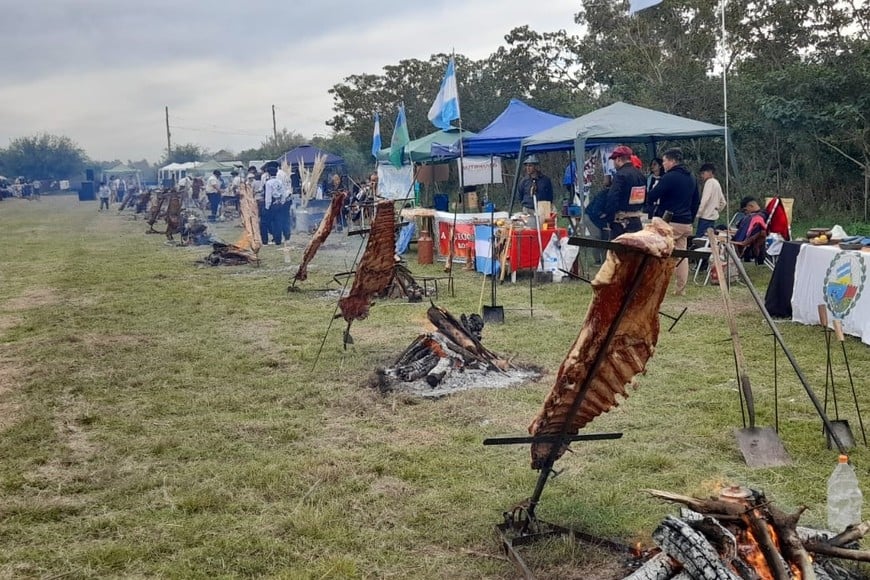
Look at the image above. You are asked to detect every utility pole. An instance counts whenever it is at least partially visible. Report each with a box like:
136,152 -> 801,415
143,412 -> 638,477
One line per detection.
272,105 -> 278,142
165,106 -> 172,159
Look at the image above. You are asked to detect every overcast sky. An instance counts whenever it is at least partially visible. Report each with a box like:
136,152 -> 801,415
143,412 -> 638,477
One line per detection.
0,0 -> 582,163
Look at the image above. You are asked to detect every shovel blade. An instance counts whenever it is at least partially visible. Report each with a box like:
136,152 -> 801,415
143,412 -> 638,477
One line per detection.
735,427 -> 791,468
482,305 -> 505,324
826,421 -> 855,451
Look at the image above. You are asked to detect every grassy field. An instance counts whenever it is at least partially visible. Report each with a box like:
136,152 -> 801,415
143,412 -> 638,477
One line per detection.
1,195 -> 869,579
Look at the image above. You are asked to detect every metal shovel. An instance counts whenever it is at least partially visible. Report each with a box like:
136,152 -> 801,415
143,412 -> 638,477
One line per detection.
709,233 -> 791,467
820,305 -> 856,449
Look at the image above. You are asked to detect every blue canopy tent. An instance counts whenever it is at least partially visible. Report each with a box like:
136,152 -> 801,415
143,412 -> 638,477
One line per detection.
432,99 -> 570,159
277,144 -> 344,167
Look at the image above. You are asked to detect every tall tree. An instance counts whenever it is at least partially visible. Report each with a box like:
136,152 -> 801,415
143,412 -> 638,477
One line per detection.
0,133 -> 87,180
162,143 -> 208,165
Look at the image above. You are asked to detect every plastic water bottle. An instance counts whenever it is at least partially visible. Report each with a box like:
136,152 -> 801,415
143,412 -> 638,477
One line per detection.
827,454 -> 863,532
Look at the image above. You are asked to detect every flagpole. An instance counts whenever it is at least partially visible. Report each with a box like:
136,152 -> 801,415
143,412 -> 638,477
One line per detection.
721,0 -> 731,238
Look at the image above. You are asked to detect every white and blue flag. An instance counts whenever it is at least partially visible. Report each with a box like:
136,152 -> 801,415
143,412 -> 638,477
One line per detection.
427,57 -> 460,130
629,0 -> 663,14
371,112 -> 381,159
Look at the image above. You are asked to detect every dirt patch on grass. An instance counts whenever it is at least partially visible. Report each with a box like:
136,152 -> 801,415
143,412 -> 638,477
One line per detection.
370,476 -> 416,498
681,293 -> 757,317
35,393 -> 98,483
3,287 -> 60,311
0,314 -> 22,335
0,355 -> 24,432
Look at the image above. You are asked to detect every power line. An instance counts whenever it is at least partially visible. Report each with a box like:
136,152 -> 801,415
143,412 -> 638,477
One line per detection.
169,124 -> 268,138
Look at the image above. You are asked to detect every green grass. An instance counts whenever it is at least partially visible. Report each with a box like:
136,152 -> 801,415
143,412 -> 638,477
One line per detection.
1,196 -> 869,578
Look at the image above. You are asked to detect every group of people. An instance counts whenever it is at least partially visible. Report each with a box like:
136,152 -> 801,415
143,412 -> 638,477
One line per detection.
97,176 -> 138,210
519,146 -> 732,296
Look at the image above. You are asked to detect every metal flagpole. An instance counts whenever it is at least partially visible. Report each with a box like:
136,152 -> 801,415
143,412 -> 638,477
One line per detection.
721,0 -> 730,239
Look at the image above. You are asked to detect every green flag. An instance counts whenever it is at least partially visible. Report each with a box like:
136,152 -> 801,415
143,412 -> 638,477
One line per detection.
389,105 -> 410,167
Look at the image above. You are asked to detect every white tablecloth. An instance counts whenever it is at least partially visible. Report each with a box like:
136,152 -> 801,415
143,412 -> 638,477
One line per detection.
791,244 -> 870,345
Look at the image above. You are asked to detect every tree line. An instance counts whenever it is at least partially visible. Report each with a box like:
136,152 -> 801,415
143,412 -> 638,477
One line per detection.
328,0 -> 869,220
2,0 -> 866,220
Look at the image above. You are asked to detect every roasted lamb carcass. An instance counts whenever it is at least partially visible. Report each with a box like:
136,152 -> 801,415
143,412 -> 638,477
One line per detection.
338,200 -> 396,324
292,191 -> 346,283
528,218 -> 675,469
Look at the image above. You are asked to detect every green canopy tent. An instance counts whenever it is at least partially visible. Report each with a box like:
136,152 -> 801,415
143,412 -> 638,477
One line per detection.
516,101 -> 735,210
191,160 -> 238,174
101,163 -> 142,191
377,127 -> 475,165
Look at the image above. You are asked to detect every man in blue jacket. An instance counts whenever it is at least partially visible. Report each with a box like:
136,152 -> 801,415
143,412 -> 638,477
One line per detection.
645,147 -> 700,295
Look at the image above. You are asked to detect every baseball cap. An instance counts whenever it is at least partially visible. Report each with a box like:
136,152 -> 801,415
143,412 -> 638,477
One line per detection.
608,145 -> 634,159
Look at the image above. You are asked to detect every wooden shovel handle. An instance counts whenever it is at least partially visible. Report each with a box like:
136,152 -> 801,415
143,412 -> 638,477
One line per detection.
708,231 -> 755,426
833,319 -> 846,342
818,304 -> 829,326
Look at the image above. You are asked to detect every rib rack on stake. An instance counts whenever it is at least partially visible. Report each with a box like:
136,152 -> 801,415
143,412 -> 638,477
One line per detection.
483,219 -> 678,577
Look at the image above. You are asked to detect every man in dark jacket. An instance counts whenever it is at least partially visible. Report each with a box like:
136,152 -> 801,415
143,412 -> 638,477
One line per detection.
645,147 -> 700,295
603,145 -> 647,238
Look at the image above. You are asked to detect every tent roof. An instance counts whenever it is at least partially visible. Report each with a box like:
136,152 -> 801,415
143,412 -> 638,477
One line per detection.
278,144 -> 344,166
522,101 -> 727,152
159,161 -> 200,171
103,163 -> 141,175
377,127 -> 475,164
461,99 -> 570,157
191,160 -> 237,173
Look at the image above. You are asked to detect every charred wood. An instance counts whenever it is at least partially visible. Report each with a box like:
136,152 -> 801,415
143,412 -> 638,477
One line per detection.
652,516 -> 741,580
624,551 -> 680,580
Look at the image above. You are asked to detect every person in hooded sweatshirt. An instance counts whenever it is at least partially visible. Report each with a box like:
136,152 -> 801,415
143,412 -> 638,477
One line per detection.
645,147 -> 700,296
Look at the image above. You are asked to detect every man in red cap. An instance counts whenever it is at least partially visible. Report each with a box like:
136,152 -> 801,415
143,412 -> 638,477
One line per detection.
603,145 -> 647,238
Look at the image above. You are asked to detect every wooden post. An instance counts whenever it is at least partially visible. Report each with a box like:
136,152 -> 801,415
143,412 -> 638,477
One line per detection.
165,106 -> 171,159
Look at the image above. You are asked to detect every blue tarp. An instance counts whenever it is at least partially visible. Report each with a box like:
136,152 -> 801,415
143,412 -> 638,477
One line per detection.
435,99 -> 570,158
278,144 -> 344,167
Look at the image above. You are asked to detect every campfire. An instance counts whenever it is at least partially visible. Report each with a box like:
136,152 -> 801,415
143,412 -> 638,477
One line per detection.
372,304 -> 540,398
627,486 -> 869,580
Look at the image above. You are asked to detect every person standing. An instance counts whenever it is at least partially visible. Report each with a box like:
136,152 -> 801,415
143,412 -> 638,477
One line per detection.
583,173 -> 612,265
117,178 -> 128,206
109,177 -> 119,203
205,170 -> 223,221
645,148 -> 700,295
98,181 -> 111,211
326,173 -> 347,232
695,163 -> 726,237
264,165 -> 287,245
644,158 -> 663,218
603,145 -> 647,238
517,155 -> 554,216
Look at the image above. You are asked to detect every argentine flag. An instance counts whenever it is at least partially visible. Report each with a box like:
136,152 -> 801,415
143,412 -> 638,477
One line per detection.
427,57 -> 460,130
389,105 -> 410,167
629,0 -> 663,14
371,112 -> 381,159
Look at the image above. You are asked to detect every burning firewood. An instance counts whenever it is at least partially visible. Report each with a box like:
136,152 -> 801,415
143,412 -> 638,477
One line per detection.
634,486 -> 870,580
